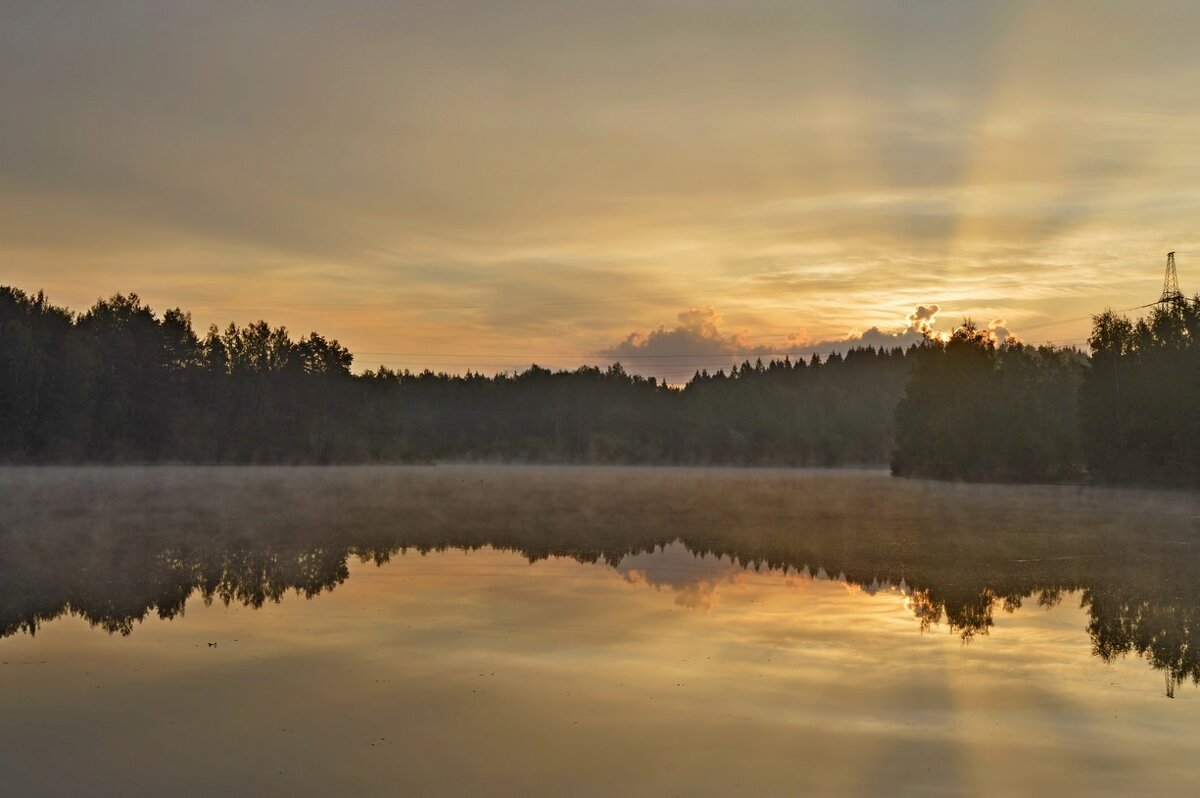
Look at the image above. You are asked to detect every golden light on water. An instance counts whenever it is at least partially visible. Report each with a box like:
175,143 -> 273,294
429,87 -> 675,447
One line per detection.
3,465 -> 1199,795
3,545 -> 1195,796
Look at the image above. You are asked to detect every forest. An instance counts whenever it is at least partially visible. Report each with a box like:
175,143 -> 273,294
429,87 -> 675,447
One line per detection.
0,286 -> 910,466
893,300 -> 1199,486
892,324 -> 1088,483
1,284 -> 1196,485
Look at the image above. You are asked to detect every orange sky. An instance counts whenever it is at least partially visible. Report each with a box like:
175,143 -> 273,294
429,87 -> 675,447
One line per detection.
3,1 -> 1199,379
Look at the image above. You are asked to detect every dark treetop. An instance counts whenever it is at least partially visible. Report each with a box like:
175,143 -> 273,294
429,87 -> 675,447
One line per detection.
0,286 -> 909,466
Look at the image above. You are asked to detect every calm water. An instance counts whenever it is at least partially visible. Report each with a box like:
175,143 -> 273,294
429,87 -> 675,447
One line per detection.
2,466 -> 1200,797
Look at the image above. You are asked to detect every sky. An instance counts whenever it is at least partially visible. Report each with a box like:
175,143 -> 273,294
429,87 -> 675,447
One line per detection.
3,1 -> 1200,380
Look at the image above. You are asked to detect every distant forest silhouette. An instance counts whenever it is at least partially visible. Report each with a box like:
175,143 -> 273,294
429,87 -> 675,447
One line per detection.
3,467 -> 1198,694
0,285 -> 1196,484
0,286 -> 908,465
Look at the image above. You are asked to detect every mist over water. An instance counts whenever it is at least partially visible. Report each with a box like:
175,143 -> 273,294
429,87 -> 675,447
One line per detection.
2,465 -> 1200,796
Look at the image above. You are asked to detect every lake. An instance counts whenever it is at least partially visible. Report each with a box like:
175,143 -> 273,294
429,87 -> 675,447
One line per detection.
2,465 -> 1199,796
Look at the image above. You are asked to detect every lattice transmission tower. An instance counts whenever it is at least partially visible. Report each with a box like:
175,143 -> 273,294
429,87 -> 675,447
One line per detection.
1158,251 -> 1185,306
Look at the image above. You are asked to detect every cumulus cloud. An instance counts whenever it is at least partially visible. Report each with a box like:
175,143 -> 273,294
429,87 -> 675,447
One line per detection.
803,304 -> 946,353
908,304 -> 940,334
602,303 -> 955,370
602,306 -> 779,360
989,318 -> 1015,344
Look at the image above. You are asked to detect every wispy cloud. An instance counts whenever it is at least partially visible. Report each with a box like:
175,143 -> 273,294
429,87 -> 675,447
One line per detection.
1,1 -> 1195,371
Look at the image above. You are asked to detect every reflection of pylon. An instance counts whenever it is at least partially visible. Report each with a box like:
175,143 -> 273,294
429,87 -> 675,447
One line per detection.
1159,251 -> 1185,306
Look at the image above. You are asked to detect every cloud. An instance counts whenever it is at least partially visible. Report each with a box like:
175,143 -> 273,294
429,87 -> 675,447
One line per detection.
908,304 -> 940,334
802,306 -> 944,353
0,1 -> 1184,369
617,544 -> 745,612
989,318 -> 1015,344
806,326 -> 927,353
808,308 -> 1025,352
602,307 -> 771,360
603,304 -> 950,372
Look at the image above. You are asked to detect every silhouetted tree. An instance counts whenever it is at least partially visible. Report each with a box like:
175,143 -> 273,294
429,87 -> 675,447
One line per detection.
1081,300 -> 1200,486
893,321 -> 1085,482
6,283 -> 1191,484
0,285 -> 918,466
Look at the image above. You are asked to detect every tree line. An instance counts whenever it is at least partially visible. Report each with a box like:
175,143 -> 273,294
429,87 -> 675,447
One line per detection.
892,300 -> 1199,487
0,286 -> 911,465
2,284 -> 1195,484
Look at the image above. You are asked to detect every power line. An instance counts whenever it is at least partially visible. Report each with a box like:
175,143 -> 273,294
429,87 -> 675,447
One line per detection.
353,306 -> 1135,364
358,350 -> 831,361
350,327 -> 1106,371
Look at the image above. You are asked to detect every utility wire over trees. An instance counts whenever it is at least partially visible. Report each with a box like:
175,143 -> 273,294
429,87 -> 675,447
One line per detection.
892,252 -> 1198,486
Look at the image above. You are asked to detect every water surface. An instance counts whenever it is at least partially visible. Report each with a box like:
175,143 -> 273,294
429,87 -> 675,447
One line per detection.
2,466 -> 1199,796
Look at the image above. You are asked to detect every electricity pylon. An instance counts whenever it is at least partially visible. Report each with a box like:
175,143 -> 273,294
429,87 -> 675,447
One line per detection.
1158,251 -> 1185,306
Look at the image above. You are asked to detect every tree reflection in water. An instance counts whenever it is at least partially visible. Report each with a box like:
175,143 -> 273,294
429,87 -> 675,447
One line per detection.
2,466 -> 1198,693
